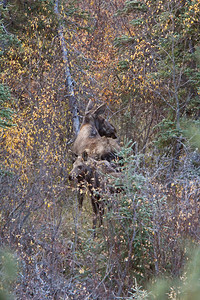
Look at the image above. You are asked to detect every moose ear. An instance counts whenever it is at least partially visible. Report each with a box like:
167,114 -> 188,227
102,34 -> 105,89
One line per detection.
93,103 -> 106,116
82,150 -> 88,162
85,100 -> 94,114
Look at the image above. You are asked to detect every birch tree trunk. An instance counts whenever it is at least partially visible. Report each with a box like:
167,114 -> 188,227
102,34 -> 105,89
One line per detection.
54,0 -> 80,136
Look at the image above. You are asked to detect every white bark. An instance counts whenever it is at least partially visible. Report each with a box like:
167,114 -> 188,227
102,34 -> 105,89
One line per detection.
54,0 -> 80,136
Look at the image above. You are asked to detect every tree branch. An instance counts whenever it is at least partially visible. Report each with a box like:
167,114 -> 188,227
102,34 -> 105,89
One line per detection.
54,0 -> 80,136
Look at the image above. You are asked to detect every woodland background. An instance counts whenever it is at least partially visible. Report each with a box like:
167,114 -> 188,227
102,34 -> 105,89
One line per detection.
0,0 -> 200,299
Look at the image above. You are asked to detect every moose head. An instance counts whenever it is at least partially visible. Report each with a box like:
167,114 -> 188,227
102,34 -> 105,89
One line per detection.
73,100 -> 120,160
69,151 -> 93,183
83,100 -> 117,139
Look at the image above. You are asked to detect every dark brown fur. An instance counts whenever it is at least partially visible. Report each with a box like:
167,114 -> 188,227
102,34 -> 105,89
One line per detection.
69,152 -> 122,232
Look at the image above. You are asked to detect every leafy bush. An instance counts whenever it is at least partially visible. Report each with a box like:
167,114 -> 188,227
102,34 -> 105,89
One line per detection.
0,249 -> 18,300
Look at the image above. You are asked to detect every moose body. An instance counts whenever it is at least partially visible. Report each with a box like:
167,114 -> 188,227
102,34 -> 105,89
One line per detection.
73,100 -> 120,161
70,100 -> 122,234
69,152 -> 122,231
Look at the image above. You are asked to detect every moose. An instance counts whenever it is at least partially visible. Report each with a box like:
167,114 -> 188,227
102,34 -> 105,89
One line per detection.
70,100 -> 122,234
69,151 -> 122,231
73,100 -> 120,161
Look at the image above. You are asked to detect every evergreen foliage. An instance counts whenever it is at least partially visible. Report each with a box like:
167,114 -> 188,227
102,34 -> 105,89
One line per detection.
0,84 -> 15,128
0,249 -> 18,300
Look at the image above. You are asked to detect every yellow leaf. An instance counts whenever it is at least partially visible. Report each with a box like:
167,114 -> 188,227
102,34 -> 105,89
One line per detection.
79,268 -> 84,274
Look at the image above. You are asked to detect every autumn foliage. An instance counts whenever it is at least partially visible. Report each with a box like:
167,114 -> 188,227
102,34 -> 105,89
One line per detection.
0,0 -> 200,299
